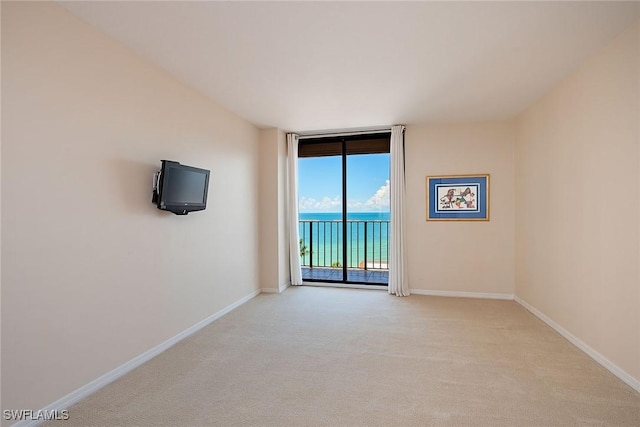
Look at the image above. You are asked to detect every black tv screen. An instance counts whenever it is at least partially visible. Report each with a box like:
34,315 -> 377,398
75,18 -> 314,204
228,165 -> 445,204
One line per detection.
153,160 -> 210,215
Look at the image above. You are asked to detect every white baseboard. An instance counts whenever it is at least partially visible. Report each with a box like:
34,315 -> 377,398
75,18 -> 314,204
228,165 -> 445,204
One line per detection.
279,281 -> 291,293
261,282 -> 291,294
515,296 -> 640,394
410,289 -> 514,300
11,289 -> 262,427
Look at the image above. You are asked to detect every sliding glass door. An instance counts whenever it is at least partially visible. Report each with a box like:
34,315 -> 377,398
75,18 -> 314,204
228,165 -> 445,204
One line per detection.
298,133 -> 390,285
298,154 -> 344,281
345,151 -> 390,283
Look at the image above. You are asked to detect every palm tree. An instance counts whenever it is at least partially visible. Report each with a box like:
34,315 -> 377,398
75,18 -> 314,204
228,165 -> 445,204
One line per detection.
299,239 -> 309,258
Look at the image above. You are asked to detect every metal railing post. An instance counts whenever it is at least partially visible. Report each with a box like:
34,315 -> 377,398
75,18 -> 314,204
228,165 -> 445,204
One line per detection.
363,221 -> 368,271
309,221 -> 313,269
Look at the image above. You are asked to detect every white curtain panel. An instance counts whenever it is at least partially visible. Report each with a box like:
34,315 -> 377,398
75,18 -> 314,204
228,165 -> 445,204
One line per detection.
287,133 -> 303,286
389,125 -> 410,296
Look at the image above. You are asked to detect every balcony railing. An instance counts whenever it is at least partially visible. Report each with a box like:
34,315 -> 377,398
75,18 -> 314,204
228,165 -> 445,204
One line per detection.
299,220 -> 389,270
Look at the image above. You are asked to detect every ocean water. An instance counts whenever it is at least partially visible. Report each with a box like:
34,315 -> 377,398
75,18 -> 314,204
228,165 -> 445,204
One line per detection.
298,212 -> 390,268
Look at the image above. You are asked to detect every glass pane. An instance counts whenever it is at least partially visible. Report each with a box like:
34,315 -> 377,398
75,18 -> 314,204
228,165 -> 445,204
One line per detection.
345,152 -> 390,284
298,155 -> 343,282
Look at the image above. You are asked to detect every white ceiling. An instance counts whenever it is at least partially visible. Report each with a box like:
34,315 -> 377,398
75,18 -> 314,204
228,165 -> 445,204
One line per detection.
60,1 -> 639,132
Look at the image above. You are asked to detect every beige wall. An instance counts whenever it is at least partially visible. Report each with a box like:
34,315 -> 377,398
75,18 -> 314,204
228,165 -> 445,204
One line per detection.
258,129 -> 280,290
258,128 -> 290,291
405,122 -> 515,295
515,22 -> 640,381
1,1 -> 260,414
0,0 -> 4,412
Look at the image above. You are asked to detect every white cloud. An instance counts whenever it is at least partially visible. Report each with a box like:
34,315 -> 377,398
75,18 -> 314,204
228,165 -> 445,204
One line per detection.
347,180 -> 390,212
364,180 -> 390,210
299,181 -> 390,213
299,195 -> 342,212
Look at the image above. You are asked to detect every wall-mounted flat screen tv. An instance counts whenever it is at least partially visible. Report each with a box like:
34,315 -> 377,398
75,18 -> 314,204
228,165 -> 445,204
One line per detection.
152,160 -> 210,215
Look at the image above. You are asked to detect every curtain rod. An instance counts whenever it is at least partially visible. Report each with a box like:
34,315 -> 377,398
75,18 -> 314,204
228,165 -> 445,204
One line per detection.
297,127 -> 392,140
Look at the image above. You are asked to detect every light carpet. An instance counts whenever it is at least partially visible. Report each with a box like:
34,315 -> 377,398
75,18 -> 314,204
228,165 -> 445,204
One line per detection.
45,286 -> 640,426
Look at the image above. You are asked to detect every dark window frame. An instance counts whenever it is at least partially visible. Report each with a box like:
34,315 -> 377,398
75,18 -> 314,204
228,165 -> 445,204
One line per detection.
298,132 -> 390,285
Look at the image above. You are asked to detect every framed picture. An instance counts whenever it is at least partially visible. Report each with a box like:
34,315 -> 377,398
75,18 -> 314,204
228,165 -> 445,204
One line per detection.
426,174 -> 490,221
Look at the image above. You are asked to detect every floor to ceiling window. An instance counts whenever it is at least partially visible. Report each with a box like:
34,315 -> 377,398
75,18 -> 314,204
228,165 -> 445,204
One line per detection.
297,132 -> 390,285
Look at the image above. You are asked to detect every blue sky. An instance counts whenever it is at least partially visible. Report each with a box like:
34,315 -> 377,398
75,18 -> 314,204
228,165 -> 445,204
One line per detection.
298,154 -> 390,213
